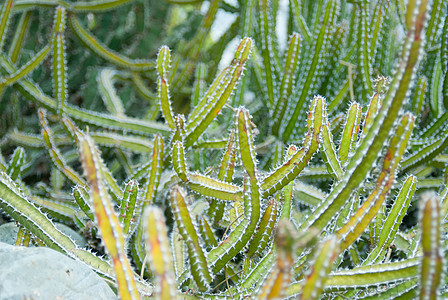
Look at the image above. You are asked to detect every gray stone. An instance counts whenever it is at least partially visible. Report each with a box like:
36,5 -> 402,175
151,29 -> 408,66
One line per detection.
0,222 -> 86,247
0,242 -> 117,300
0,222 -> 19,245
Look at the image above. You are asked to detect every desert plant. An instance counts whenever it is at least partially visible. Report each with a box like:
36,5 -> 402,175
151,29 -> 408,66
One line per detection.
0,0 -> 447,299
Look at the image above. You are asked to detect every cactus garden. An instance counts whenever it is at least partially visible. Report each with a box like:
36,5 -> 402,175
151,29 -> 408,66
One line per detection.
0,0 -> 447,298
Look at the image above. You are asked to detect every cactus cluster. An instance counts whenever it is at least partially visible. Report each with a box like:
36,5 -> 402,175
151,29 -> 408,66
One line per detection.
0,0 -> 447,299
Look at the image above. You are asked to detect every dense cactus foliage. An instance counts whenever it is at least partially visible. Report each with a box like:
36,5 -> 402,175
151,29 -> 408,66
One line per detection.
0,0 -> 447,299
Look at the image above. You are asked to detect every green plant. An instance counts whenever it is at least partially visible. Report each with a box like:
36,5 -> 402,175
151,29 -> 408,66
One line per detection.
0,0 -> 447,299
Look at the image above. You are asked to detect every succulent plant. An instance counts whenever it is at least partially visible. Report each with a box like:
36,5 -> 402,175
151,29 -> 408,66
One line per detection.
0,0 -> 447,299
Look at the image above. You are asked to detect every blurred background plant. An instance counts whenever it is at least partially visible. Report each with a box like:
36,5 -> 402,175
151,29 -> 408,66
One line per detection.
0,0 -> 447,299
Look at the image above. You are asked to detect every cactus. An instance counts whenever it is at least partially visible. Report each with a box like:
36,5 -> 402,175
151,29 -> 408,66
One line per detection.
0,0 -> 447,299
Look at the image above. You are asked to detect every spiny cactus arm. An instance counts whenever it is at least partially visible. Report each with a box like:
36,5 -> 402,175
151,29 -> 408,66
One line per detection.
357,0 -> 373,96
230,5 -> 253,109
400,131 -> 448,173
68,14 -> 154,71
184,37 -> 252,148
257,0 -> 277,108
129,134 -> 164,274
15,225 -> 31,246
327,78 -> 351,113
171,114 -> 186,146
430,58 -> 443,117
261,144 -> 307,195
425,0 -> 446,47
7,10 -> 31,63
411,77 -> 427,116
208,131 -> 236,224
0,171 -> 144,291
0,55 -> 170,135
187,68 -> 227,125
170,185 -> 212,292
30,194 -> 79,223
143,133 -> 164,204
441,185 -> 448,219
420,112 -> 448,139
191,62 -> 206,108
71,107 -> 170,135
246,199 -> 277,258
6,147 -> 25,181
97,68 -> 125,117
10,127 -> 154,154
77,133 -> 140,300
419,192 -> 443,299
443,18 -> 448,110
12,121 -> 52,142
280,146 -> 299,220
170,0 -> 221,92
359,76 -> 387,144
52,6 -> 67,116
336,113 -> 414,252
299,236 -> 339,300
369,1 -> 389,60
173,140 -> 243,201
144,206 -> 177,300
0,45 -> 50,88
352,278 -> 419,299
87,132 -> 155,153
365,175 -> 417,265
290,0 -> 311,43
338,102 -> 361,167
234,249 -> 275,296
39,109 -> 87,187
191,174 -> 242,201
0,0 -> 13,53
299,0 -> 428,233
69,0 -> 133,12
237,106 -> 261,214
85,144 -> 123,200
321,102 -> 343,178
282,0 -> 337,141
262,95 -> 324,197
13,0 -> 133,12
170,225 -> 185,279
0,171 -> 77,252
157,46 -> 175,130
119,180 -> 138,235
0,153 -> 6,172
11,0 -> 61,11
206,109 -> 261,273
129,72 -> 156,103
288,257 -> 420,296
172,140 -> 188,182
319,23 -> 345,98
73,184 -> 94,220
198,216 -> 218,250
271,33 -> 301,136
256,221 -> 297,300
236,107 -> 258,180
